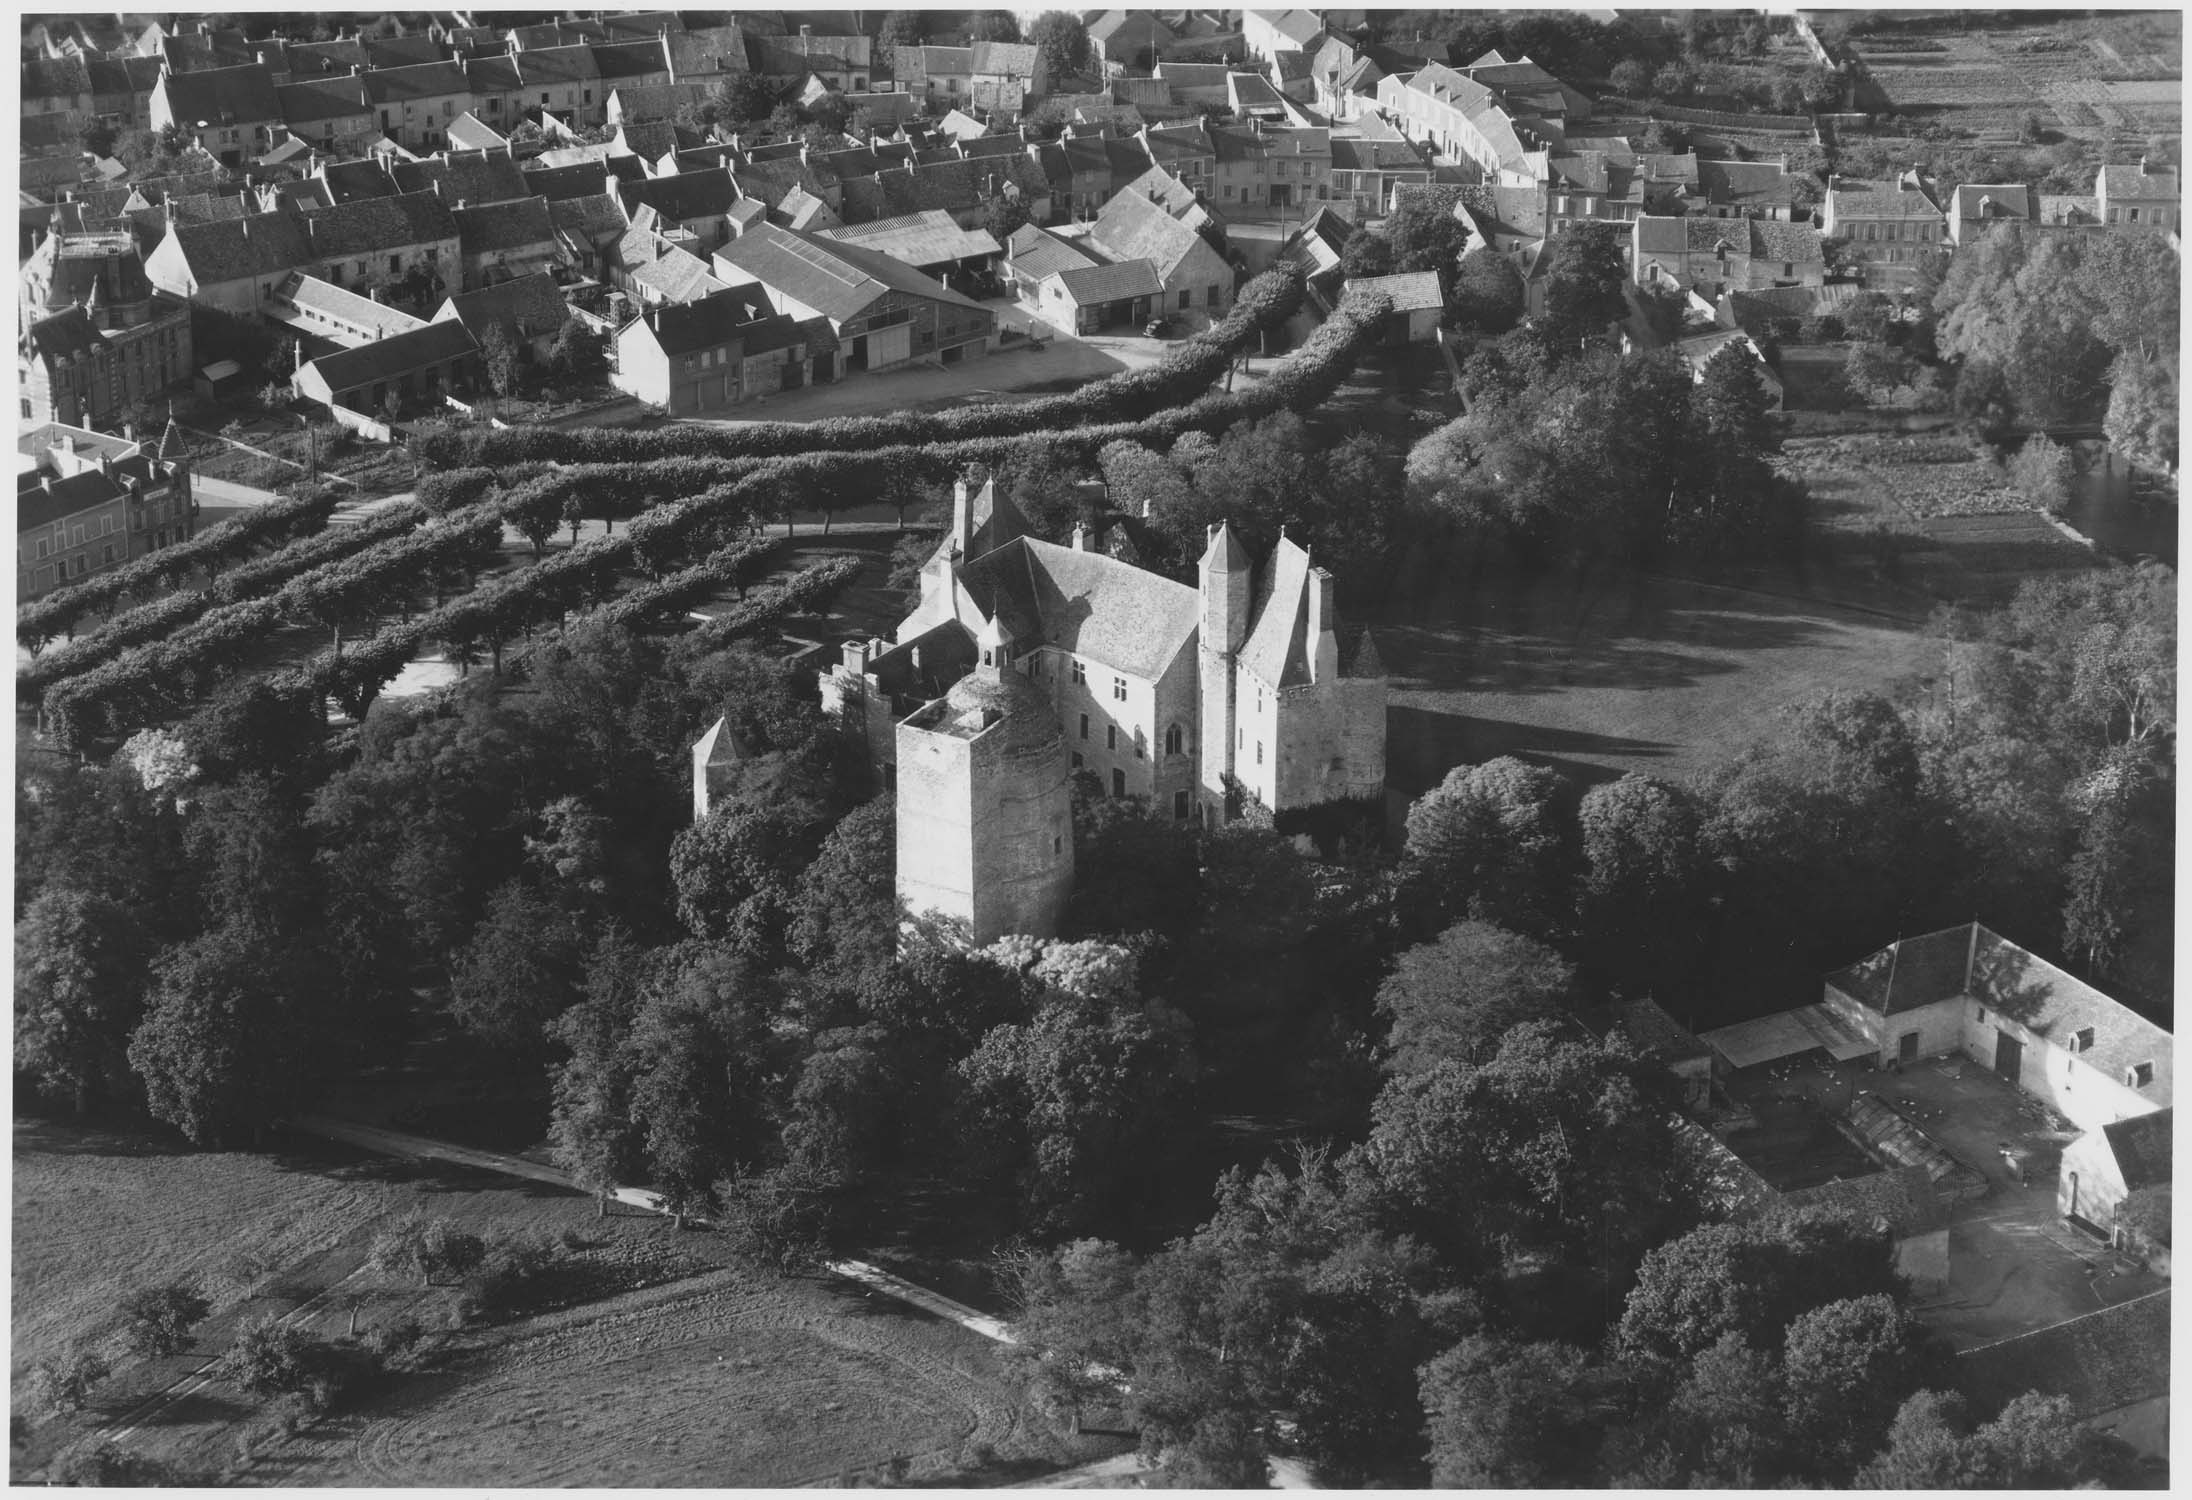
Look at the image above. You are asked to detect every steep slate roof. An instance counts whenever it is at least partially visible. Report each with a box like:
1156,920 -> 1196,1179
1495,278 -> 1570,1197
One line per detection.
1054,259 -> 1165,304
959,536 -> 1200,682
301,319 -> 478,391
365,60 -> 470,104
276,75 -> 373,126
169,213 -> 315,284
24,306 -> 106,362
1828,923 -> 2172,1106
621,169 -> 747,221
1089,188 -> 1207,281
1007,223 -> 1099,280
158,61 -> 281,123
1779,1164 -> 1950,1237
437,272 -> 571,341
1239,534 -> 1322,689
20,465 -> 130,530
712,222 -> 984,321
1956,1289 -> 2170,1419
454,196 -> 555,254
2100,1109 -> 2172,1192
320,158 -> 401,204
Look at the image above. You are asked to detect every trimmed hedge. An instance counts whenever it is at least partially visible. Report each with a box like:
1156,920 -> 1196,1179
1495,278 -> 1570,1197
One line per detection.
19,504 -> 428,700
18,489 -> 339,651
417,266 -> 1308,470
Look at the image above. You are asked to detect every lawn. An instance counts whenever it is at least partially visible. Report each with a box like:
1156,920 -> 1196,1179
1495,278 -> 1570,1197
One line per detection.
1371,555 -> 1942,797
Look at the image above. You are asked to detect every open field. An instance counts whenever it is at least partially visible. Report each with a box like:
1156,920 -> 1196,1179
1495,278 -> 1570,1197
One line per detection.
1851,13 -> 2180,136
1372,561 -> 1939,794
13,1117 -> 1078,1486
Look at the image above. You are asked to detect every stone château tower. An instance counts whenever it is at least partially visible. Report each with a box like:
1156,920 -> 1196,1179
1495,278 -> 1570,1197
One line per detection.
1196,520 -> 1252,823
892,617 -> 1077,945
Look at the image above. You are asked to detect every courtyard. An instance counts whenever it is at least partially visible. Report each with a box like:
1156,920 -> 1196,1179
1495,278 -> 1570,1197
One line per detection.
1712,1050 -> 2167,1350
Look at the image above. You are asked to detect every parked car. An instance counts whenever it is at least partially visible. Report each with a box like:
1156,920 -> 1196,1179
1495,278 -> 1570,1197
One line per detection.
1143,317 -> 1171,339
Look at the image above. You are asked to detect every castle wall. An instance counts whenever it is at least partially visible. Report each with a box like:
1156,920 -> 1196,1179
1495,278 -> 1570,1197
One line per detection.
1034,642 -> 1196,805
965,725 -> 1076,942
1149,645 -> 1201,817
1336,678 -> 1388,801
1197,641 -> 1235,818
895,726 -> 977,934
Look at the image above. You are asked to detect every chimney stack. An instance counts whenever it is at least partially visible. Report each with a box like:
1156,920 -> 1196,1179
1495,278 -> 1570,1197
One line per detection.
1307,564 -> 1337,681
952,476 -> 975,559
1070,522 -> 1087,551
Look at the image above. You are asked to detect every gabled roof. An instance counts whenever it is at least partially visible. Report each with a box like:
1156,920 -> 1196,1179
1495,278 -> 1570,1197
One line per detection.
85,54 -> 166,98
393,151 -> 530,207
2099,1109 -> 2172,1192
1698,157 -> 1794,208
455,195 -> 556,255
621,168 -> 748,222
167,212 -> 315,285
632,246 -> 729,302
970,40 -> 1041,78
621,287 -> 788,355
592,38 -> 673,81
1239,532 -> 1321,688
320,157 -> 401,204
1348,270 -> 1444,312
712,221 -> 986,321
1827,177 -> 1942,220
1252,9 -> 1327,47
524,161 -> 629,202
517,43 -> 602,86
305,190 -> 459,258
816,210 -> 1000,266
667,26 -> 752,80
23,305 -> 105,363
23,53 -> 93,100
364,35 -> 447,69
20,464 -> 129,530
157,62 -> 280,125
1749,218 -> 1823,262
1053,258 -> 1165,305
436,272 -> 570,341
1956,1289 -> 2169,1420
300,319 -> 478,391
1090,10 -> 1174,46
609,82 -> 718,121
2099,162 -> 2179,201
959,535 -> 1200,683
266,272 -> 430,339
364,60 -> 470,104
1827,924 -> 2172,1106
1089,187 -> 1210,282
1330,136 -> 1431,174
550,192 -> 629,241
1006,223 -> 1099,280
276,39 -> 368,77
1950,182 -> 2033,224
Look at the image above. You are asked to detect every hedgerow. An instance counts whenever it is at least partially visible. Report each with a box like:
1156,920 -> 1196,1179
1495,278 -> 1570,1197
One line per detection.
416,266 -> 1308,470
18,489 -> 340,652
19,505 -> 428,699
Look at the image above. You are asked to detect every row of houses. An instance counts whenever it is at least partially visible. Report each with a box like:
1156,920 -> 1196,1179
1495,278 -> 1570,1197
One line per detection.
16,420 -> 197,600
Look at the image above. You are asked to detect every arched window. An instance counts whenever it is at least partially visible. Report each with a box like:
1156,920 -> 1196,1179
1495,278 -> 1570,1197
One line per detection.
1164,723 -> 1183,756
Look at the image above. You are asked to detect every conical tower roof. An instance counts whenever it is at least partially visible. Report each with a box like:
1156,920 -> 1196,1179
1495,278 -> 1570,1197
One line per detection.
1200,519 -> 1250,572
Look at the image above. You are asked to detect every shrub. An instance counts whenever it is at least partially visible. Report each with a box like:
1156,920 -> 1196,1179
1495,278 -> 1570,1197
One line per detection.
361,1315 -> 426,1362
116,1282 -> 213,1358
213,1315 -> 318,1397
47,1440 -> 181,1487
23,1346 -> 109,1417
369,1215 -> 487,1286
453,1235 -> 565,1324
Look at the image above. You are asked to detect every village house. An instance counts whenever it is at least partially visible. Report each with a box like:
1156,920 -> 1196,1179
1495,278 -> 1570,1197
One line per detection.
1209,122 -> 1332,216
1697,157 -> 1801,220
263,271 -> 431,352
711,222 -> 994,371
22,53 -> 95,125
750,25 -> 874,93
149,60 -> 284,166
453,197 -> 562,289
1347,270 -> 1445,343
1947,183 -> 2034,246
1632,215 -> 1826,298
1086,187 -> 1233,321
903,41 -> 1047,115
1820,172 -> 1947,289
276,74 -> 376,150
612,288 -> 834,415
87,54 -> 168,134
292,318 -> 480,419
550,192 -> 631,278
434,271 -> 576,363
619,170 -> 762,257
392,149 -> 533,208
2095,158 -> 2179,232
365,60 -> 473,151
1329,131 -> 1435,219
1089,10 -> 1176,74
16,421 -> 196,598
1243,9 -> 1326,66
2055,1107 -> 2171,1254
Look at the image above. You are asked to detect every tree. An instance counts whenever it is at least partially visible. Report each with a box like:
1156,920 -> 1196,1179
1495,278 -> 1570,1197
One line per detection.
624,946 -> 787,1216
15,888 -> 152,1114
1616,1212 -> 1904,1367
2105,347 -> 2177,471
2007,433 -> 2073,512
1448,245 -> 1525,333
1609,58 -> 1652,96
1844,338 -> 1919,403
370,1215 -> 487,1286
714,72 -> 780,127
1375,920 -> 1575,1075
548,314 -> 607,381
668,788 -> 831,964
447,881 -> 587,1060
117,1283 -> 212,1358
1402,757 -> 1573,937
1779,1295 -> 1933,1477
1384,199 -> 1469,278
1340,228 -> 1397,280
212,1315 -> 318,1397
479,321 -> 519,398
984,191 -> 1031,243
22,1347 -> 109,1418
1420,1336 -> 1618,1487
127,925 -> 308,1146
1539,222 -> 1633,353
876,11 -> 924,70
787,795 -> 898,976
1028,11 -> 1093,82
1576,774 -> 1709,992
967,9 -> 1020,42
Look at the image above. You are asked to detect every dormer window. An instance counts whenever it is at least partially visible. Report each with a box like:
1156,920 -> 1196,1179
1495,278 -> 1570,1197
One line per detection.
2075,1027 -> 2095,1053
2129,1062 -> 2154,1088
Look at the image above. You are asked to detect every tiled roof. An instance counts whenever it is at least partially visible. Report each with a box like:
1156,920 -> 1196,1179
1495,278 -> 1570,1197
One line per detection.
1828,177 -> 1942,220
1054,258 -> 1165,304
550,192 -> 628,240
777,186 -> 839,230
599,11 -> 685,38
24,306 -> 105,362
157,62 -> 280,125
435,271 -> 571,344
1950,182 -> 2033,224
517,44 -> 601,87
2100,1108 -> 2171,1192
712,221 -> 984,321
364,36 -> 447,69
393,151 -> 530,206
20,465 -> 129,530
23,54 -> 92,100
320,158 -> 401,204
609,82 -> 717,120
306,191 -> 459,258
455,195 -> 555,254
621,169 -> 747,222
1330,136 -> 1430,173
971,40 -> 1041,78
1118,166 -> 1210,224
266,272 -> 429,338
754,34 -> 872,75
170,212 -> 315,285
961,536 -> 1200,683
667,26 -> 751,79
1006,223 -> 1098,280
277,39 -> 368,76
1349,270 -> 1444,311
465,55 -> 523,93
1091,10 -> 1173,46
1698,158 -> 1794,208
1682,216 -> 1747,253
1828,924 -> 2172,1106
86,55 -> 166,98
816,210 -> 1000,266
837,155 -> 1046,224
301,319 -> 478,391
1157,61 -> 1234,88
592,38 -> 672,81
1089,187 -> 1208,282
1749,219 -> 1823,262
2100,162 -> 2179,200
1779,1164 -> 1949,1237
1253,9 -> 1327,47
632,247 -> 728,302
1956,1289 -> 2170,1419
1453,182 -> 1544,241
524,161 -> 625,203
615,120 -> 690,164
364,60 -> 469,103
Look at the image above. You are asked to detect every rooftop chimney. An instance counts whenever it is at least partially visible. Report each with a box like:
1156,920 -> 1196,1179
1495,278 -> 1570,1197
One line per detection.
1307,564 -> 1337,681
952,476 -> 974,559
1070,522 -> 1087,551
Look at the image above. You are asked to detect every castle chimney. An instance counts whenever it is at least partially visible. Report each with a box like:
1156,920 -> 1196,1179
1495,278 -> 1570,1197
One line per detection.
352,61 -> 363,74
1307,564 -> 1338,682
800,23 -> 813,46
2140,154 -> 2152,175
952,476 -> 975,559
1070,522 -> 1087,551
841,638 -> 869,673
